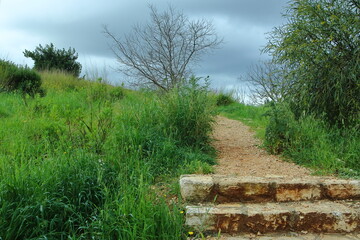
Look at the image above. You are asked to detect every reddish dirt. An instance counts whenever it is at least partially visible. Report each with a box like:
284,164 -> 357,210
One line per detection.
212,116 -> 314,178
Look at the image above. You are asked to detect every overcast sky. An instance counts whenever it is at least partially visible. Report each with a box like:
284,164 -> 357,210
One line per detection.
0,0 -> 288,90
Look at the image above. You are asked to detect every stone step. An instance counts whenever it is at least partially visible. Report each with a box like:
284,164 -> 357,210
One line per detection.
180,175 -> 360,203
185,201 -> 360,234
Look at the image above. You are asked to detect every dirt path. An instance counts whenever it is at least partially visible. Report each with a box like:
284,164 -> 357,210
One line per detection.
212,116 -> 314,178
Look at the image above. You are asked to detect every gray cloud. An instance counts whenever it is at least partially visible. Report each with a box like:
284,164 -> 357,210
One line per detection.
0,0 -> 288,88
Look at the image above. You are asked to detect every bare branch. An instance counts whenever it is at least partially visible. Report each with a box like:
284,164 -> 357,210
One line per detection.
103,5 -> 222,91
247,61 -> 291,104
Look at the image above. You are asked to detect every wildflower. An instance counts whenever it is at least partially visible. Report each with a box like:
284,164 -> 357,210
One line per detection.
188,231 -> 194,235
180,211 -> 184,214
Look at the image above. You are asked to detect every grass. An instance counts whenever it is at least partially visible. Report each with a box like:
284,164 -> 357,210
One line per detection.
0,71 -> 216,239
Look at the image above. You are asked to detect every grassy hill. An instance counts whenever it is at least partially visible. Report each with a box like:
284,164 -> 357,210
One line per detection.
0,71 -> 216,239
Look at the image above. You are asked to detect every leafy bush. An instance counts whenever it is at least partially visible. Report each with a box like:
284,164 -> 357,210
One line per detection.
24,43 -> 82,77
264,103 -> 297,154
264,0 -> 360,127
0,59 -> 44,97
215,92 -> 236,106
109,86 -> 125,101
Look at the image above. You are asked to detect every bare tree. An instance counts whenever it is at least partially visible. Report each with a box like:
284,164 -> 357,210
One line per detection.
103,5 -> 222,91
247,61 -> 291,104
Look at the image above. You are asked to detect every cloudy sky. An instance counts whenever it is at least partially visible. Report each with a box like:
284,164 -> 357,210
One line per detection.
0,0 -> 288,90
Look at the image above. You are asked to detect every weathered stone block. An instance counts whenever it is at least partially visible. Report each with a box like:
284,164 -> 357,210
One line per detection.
275,180 -> 322,202
180,175 -> 214,202
322,180 -> 360,200
185,201 -> 360,234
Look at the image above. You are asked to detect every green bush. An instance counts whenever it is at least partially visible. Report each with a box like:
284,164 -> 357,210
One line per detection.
109,86 -> 125,101
24,43 -> 82,77
0,60 -> 44,97
264,0 -> 360,127
0,60 -> 18,90
264,103 -> 297,154
215,92 -> 236,106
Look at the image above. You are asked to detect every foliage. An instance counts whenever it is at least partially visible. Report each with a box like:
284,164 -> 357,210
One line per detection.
264,103 -> 360,177
104,5 -> 222,91
0,59 -> 44,97
264,103 -> 298,154
24,43 -> 82,77
0,71 -> 216,239
215,92 -> 236,106
264,0 -> 360,127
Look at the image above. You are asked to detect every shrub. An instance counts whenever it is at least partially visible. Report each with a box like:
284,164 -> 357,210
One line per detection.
264,103 -> 297,154
109,86 -> 125,101
24,43 -> 82,77
264,0 -> 360,127
215,92 -> 236,106
0,60 -> 44,97
0,60 -> 18,90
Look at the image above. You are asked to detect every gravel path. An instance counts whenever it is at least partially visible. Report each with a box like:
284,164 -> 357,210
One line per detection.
212,116 -> 315,178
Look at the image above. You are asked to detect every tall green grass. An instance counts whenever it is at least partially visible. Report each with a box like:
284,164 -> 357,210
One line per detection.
0,72 -> 216,239
265,103 -> 360,178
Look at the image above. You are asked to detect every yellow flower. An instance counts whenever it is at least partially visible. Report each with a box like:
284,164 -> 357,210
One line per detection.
180,211 -> 184,214
188,231 -> 194,235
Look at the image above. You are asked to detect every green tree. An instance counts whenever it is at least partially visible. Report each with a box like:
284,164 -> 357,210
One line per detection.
24,43 -> 82,77
264,0 -> 360,127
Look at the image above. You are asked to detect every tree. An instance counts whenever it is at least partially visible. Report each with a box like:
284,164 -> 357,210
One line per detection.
264,0 -> 360,127
247,61 -> 291,104
24,43 -> 82,77
103,5 -> 222,91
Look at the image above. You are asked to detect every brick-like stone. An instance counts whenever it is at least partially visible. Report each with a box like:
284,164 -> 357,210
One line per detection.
186,201 -> 360,234
322,180 -> 360,200
214,176 -> 275,203
180,175 -> 214,203
275,179 -> 322,202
